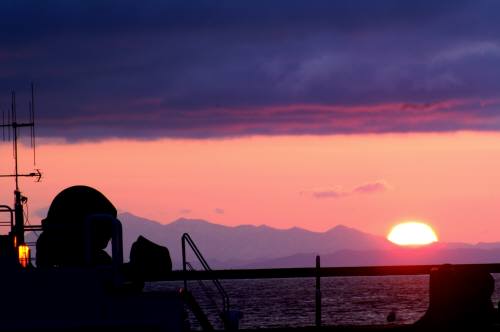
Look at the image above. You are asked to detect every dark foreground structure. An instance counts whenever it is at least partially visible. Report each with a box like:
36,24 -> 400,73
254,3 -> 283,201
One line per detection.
175,263 -> 500,332
1,185 -> 500,331
0,186 -> 182,331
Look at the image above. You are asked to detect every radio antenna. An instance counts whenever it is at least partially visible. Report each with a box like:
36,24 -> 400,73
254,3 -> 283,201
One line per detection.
0,83 -> 42,244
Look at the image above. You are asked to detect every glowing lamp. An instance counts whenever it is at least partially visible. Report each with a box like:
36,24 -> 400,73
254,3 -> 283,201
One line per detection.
18,244 -> 30,268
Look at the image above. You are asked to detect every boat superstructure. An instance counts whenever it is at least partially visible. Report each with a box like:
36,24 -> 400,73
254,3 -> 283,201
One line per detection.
0,85 -> 185,331
0,83 -> 41,267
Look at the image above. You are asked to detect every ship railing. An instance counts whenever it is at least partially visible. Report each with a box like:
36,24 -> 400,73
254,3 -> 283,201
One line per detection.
182,233 -> 230,323
0,204 -> 42,238
0,205 -> 41,267
8,215 -> 122,269
172,263 -> 500,280
23,224 -> 43,251
168,260 -> 500,328
186,261 -> 222,309
0,205 -> 14,230
186,261 -> 229,326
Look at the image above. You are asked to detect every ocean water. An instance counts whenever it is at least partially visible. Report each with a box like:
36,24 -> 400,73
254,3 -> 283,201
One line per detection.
147,274 -> 500,329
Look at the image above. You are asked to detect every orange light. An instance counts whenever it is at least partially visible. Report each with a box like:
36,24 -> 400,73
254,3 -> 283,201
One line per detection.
18,244 -> 30,268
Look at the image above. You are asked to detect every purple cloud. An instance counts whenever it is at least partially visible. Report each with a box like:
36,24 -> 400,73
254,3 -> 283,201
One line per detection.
214,208 -> 225,215
352,181 -> 391,194
308,180 -> 391,199
310,187 -> 349,199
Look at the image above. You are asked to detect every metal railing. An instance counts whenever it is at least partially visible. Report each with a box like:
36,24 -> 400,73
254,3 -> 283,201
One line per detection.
182,233 -> 230,314
170,260 -> 500,328
168,262 -> 500,281
0,205 -> 13,229
186,261 -> 226,319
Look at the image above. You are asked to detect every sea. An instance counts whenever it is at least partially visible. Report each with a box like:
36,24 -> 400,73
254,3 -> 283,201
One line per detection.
147,274 -> 500,329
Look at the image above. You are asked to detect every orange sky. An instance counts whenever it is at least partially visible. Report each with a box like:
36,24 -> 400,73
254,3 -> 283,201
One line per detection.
1,131 -> 500,243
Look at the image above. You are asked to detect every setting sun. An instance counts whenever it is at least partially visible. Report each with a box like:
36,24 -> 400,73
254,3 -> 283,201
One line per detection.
387,221 -> 438,246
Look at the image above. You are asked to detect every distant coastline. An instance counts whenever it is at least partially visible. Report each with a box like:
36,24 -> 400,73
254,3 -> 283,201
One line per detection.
102,213 -> 500,269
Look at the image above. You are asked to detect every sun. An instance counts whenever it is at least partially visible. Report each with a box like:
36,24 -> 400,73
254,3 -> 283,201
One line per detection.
387,221 -> 438,246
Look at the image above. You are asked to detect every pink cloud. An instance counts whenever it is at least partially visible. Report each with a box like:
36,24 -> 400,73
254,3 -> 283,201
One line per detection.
307,180 -> 391,199
214,208 -> 225,214
311,186 -> 349,199
352,180 -> 391,194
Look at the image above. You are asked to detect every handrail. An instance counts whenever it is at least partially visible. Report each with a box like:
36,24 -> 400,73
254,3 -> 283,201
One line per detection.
172,259 -> 500,329
186,262 -> 223,314
182,233 -> 230,314
0,205 -> 14,228
24,225 -> 43,231
165,262 -> 500,281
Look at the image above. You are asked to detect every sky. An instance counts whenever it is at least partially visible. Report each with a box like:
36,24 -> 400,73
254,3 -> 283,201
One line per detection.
1,1 -> 500,243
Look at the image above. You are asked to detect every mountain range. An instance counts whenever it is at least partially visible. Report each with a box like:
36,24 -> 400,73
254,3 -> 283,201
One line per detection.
118,213 -> 500,269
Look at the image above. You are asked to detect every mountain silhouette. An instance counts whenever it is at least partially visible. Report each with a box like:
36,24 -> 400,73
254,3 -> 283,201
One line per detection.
251,246 -> 500,268
28,212 -> 500,269
118,212 -> 394,268
118,213 -> 500,268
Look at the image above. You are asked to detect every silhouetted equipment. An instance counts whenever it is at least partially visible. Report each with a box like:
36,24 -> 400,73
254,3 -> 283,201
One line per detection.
0,83 -> 41,264
0,87 -> 186,331
416,265 -> 495,327
36,185 -> 117,267
129,235 -> 172,280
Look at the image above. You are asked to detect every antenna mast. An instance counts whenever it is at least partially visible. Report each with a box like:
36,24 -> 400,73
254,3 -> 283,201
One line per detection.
0,83 -> 41,245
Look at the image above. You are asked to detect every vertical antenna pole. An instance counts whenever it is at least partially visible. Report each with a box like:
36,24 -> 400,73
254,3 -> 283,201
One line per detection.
29,101 -> 32,146
7,109 -> 10,140
14,190 -> 24,245
11,91 -> 15,121
11,90 -> 24,245
12,91 -> 18,191
0,84 -> 39,247
11,92 -> 15,159
31,83 -> 36,165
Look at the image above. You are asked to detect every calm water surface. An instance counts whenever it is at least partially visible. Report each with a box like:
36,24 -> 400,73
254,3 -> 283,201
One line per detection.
147,274 -> 500,329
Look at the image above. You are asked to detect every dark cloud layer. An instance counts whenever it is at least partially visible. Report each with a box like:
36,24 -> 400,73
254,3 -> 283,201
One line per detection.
1,0 -> 500,140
